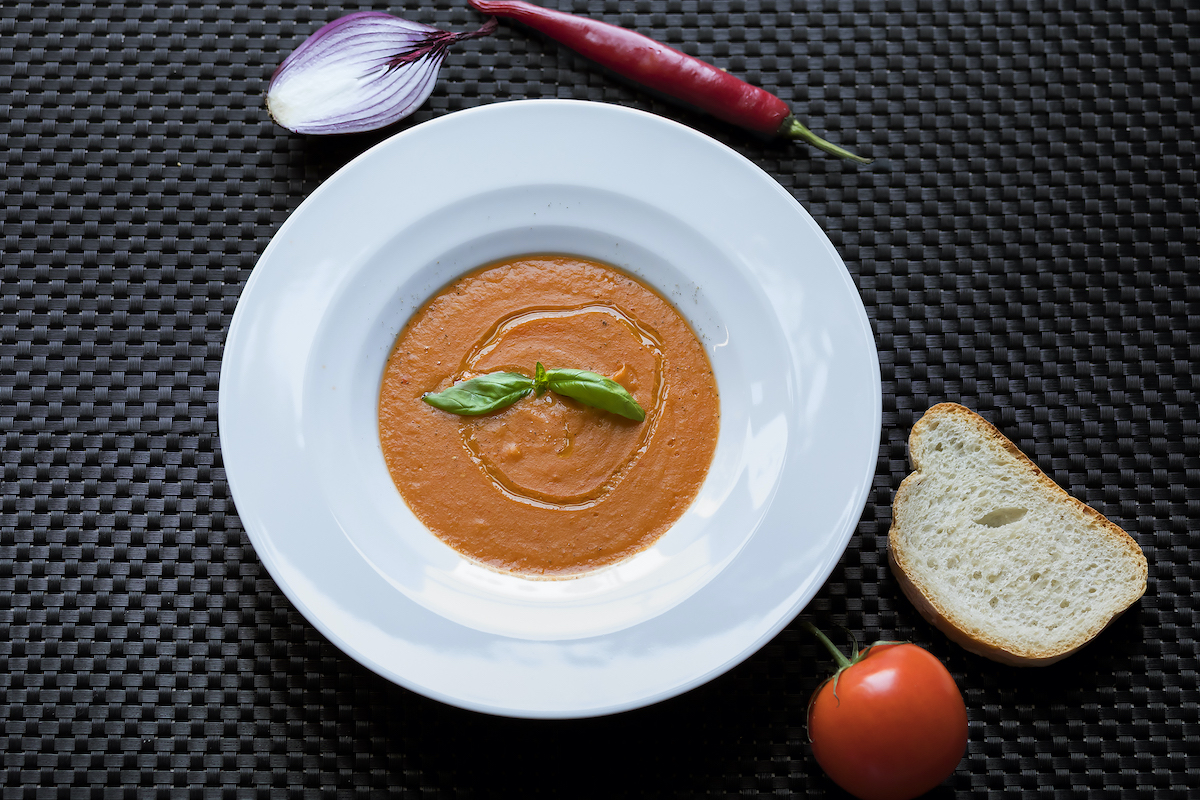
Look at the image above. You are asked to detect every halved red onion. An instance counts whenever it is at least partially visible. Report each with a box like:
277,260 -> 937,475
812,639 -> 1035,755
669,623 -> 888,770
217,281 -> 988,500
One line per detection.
267,12 -> 497,135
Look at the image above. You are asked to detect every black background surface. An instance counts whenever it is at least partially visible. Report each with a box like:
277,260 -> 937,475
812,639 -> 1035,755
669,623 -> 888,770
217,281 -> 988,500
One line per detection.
2,0 -> 1197,795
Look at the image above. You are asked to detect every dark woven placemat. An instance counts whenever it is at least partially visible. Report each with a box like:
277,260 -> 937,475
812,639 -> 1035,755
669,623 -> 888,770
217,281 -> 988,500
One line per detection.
2,0 -> 1196,795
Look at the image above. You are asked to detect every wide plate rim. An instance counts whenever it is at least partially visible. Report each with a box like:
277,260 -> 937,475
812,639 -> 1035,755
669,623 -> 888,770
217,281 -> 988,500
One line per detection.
218,99 -> 882,718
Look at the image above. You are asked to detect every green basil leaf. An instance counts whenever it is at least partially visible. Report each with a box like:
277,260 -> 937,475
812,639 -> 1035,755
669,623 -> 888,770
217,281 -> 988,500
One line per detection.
544,368 -> 646,422
422,372 -> 533,416
534,361 -> 549,395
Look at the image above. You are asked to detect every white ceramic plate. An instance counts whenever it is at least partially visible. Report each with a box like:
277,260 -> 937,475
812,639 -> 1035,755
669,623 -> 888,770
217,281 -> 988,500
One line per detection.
219,99 -> 881,718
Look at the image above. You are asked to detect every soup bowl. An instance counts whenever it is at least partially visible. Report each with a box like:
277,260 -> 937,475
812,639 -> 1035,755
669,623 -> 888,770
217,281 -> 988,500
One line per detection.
219,99 -> 881,717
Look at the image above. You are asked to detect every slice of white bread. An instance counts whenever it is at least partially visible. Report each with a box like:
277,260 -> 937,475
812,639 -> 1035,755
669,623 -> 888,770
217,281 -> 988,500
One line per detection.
889,403 -> 1147,666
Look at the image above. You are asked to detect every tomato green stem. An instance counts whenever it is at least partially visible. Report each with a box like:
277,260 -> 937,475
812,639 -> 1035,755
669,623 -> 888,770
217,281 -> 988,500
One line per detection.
802,621 -> 852,669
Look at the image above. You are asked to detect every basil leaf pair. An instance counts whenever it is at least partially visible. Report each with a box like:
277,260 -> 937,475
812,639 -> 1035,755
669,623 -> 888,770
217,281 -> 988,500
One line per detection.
423,363 -> 645,421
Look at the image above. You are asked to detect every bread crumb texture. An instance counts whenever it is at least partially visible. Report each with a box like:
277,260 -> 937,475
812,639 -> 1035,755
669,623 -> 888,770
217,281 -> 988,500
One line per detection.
890,403 -> 1147,664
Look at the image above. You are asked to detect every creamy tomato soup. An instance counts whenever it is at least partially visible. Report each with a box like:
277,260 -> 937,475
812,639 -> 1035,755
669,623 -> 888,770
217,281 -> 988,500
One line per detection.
378,255 -> 719,576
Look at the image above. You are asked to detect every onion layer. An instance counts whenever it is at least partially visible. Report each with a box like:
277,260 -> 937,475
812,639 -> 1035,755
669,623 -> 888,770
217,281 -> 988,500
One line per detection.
267,12 -> 496,135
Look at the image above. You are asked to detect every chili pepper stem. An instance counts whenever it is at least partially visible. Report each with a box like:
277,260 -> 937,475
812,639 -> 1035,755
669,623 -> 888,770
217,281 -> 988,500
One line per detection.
780,117 -> 873,164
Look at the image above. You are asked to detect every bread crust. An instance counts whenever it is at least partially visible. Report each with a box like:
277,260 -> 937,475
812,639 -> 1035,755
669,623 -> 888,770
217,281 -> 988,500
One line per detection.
888,403 -> 1148,666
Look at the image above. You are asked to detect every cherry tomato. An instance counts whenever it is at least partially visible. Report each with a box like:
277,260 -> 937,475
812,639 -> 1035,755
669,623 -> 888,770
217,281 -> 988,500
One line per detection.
804,623 -> 968,800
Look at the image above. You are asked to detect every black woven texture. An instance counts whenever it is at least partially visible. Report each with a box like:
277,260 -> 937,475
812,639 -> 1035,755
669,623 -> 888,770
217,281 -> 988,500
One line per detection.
2,0 -> 1197,796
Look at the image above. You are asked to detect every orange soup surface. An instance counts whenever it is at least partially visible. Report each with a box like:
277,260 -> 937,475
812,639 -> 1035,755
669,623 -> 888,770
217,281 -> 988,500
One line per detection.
378,255 -> 719,576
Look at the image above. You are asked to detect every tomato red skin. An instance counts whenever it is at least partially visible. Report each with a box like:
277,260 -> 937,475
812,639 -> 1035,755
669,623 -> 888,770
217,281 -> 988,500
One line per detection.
808,643 -> 968,800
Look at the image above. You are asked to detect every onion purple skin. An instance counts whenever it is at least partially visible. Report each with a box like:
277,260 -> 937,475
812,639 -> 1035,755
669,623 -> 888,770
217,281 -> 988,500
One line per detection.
266,12 -> 496,136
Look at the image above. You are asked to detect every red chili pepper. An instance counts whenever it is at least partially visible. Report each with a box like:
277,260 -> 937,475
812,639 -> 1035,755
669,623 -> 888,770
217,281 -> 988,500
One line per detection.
468,0 -> 870,164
